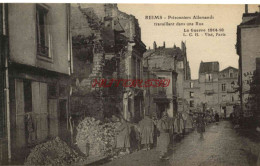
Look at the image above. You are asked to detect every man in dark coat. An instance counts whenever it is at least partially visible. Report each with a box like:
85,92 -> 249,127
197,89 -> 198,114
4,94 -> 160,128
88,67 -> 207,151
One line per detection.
196,113 -> 205,139
215,113 -> 220,122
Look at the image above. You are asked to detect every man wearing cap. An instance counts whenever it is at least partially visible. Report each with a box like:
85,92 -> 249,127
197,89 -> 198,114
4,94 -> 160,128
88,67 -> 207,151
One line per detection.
156,111 -> 170,160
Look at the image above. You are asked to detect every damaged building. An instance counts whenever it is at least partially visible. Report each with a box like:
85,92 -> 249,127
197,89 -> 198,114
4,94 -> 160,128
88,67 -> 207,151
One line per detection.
70,4 -> 146,122
143,42 -> 190,118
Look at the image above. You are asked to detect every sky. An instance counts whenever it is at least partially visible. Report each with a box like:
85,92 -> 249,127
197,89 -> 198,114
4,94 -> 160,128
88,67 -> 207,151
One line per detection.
117,4 -> 259,79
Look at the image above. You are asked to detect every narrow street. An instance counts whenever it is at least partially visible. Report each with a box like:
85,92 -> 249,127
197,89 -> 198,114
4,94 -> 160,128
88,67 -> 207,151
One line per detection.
96,121 -> 260,166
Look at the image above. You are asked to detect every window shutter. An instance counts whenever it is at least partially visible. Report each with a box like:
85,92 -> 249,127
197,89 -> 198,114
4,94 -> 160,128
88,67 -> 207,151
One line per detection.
15,79 -> 26,148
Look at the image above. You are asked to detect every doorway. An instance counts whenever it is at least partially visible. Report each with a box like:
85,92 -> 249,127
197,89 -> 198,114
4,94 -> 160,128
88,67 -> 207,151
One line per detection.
58,99 -> 69,141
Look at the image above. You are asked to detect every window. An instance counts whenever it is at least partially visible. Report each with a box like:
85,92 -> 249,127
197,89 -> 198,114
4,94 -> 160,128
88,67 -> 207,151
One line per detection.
48,85 -> 57,98
179,62 -> 183,69
24,80 -> 32,113
222,84 -> 226,91
206,74 -> 212,82
230,73 -> 233,78
190,92 -> 194,98
231,95 -> 234,102
190,100 -> 194,107
190,82 -> 194,88
222,95 -> 226,101
59,86 -> 67,97
36,5 -> 50,58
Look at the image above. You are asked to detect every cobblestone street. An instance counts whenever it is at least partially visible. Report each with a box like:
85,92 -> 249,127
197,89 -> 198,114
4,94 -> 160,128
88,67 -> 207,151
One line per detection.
96,121 -> 260,166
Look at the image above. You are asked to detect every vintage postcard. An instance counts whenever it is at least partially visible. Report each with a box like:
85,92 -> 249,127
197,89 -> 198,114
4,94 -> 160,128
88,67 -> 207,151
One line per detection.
0,2 -> 260,166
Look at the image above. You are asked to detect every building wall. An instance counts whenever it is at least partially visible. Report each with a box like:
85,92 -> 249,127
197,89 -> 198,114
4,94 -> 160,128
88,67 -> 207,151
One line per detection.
71,6 -> 93,37
183,79 -> 200,112
152,70 -> 177,118
7,4 -> 72,160
199,72 -> 220,113
218,67 -> 240,117
241,26 -> 260,115
8,4 -> 70,75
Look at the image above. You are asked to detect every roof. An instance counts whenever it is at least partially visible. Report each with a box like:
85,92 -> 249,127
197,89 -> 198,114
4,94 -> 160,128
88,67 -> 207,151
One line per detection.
240,12 -> 260,26
199,61 -> 219,74
143,47 -> 183,70
219,66 -> 238,73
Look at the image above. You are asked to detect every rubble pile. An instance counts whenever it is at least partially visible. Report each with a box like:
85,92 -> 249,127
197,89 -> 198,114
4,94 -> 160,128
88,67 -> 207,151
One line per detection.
76,117 -> 121,157
24,137 -> 86,166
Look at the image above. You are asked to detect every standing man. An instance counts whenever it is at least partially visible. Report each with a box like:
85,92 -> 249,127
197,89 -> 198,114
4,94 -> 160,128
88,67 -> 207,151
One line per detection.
196,112 -> 205,139
215,112 -> 220,123
156,111 -> 170,160
139,115 -> 154,150
116,118 -> 131,154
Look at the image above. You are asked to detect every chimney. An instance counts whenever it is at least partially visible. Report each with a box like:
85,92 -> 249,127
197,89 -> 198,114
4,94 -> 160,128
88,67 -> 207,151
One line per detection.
163,41 -> 165,48
153,41 -> 157,50
245,4 -> 248,14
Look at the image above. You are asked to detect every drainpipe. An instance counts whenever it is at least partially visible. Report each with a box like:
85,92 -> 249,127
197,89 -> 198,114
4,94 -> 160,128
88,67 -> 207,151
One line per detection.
67,3 -> 73,75
2,3 -> 11,161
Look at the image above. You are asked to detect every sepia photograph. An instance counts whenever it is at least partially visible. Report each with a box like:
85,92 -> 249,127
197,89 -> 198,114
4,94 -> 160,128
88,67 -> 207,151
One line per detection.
0,2 -> 260,166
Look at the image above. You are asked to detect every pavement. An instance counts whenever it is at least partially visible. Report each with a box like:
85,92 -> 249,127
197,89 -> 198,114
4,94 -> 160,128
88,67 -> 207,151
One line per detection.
92,121 -> 260,166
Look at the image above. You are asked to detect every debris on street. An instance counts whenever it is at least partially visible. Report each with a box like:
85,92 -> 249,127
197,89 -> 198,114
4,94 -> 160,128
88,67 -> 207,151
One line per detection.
24,137 -> 86,166
76,117 -> 122,158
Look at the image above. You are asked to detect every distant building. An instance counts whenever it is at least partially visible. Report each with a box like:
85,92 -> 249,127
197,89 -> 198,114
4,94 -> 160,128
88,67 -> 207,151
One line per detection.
218,67 -> 240,118
236,5 -> 260,117
143,42 -> 190,117
143,68 -> 178,118
183,79 -> 200,113
184,62 -> 239,118
198,61 -> 220,114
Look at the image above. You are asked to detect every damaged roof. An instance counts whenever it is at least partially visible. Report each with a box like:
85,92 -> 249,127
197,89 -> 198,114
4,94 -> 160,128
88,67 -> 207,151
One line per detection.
143,47 -> 184,70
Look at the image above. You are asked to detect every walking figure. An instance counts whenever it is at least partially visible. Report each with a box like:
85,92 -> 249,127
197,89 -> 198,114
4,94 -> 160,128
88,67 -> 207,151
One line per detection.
196,112 -> 205,139
116,118 -> 131,155
156,111 -> 170,160
215,112 -> 220,125
139,115 -> 154,150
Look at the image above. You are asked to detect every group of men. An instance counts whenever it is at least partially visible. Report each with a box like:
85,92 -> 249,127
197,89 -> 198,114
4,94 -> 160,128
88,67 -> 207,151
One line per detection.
115,111 -> 183,160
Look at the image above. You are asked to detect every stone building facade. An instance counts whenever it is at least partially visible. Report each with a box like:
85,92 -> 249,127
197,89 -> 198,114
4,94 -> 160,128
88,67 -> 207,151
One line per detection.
183,79 -> 200,113
184,62 -> 240,117
143,42 -> 189,118
218,67 -> 240,118
198,61 -> 220,114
